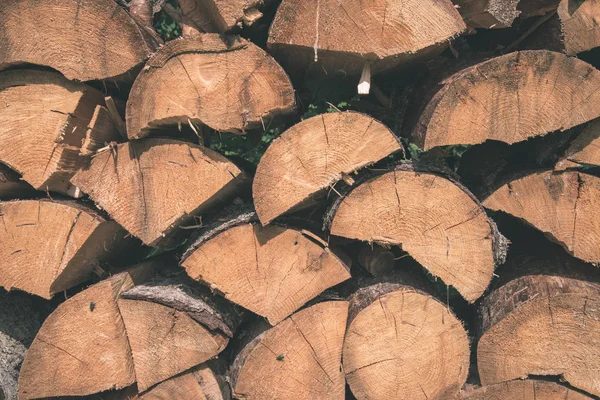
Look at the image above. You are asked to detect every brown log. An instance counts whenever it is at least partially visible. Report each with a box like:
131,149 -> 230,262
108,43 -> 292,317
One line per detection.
483,170 -> 600,264
0,70 -> 120,195
0,0 -> 154,82
411,51 -> 600,150
556,118 -> 600,170
453,0 -> 521,29
0,164 -> 33,200
182,213 -> 351,325
327,163 -> 507,302
177,0 -> 264,32
460,379 -> 592,399
343,280 -> 470,400
71,138 -> 245,247
126,35 -> 295,139
230,301 -> 348,399
357,244 -> 396,277
252,111 -> 402,225
268,0 -> 466,78
0,200 -> 127,299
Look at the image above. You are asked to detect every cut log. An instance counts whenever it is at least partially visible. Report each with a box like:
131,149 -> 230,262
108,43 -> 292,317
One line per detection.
0,164 -> 33,200
252,111 -> 402,225
268,0 -> 466,78
230,301 -> 348,399
453,0 -> 521,29
478,272 -> 600,396
357,244 -> 396,277
182,214 -> 351,325
0,0 -> 154,81
126,35 -> 295,139
0,200 -> 127,299
483,170 -> 600,264
328,163 -> 506,302
556,117 -> 600,170
411,51 -> 600,150
461,380 -> 592,400
178,0 -> 264,32
71,138 -> 245,247
0,69 -> 120,194
17,260 -> 161,399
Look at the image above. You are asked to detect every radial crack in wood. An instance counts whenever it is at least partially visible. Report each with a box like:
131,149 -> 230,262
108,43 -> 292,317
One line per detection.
412,51 -> 600,150
71,138 -> 245,247
460,379 -> 593,399
126,34 -> 295,139
253,111 -> 402,225
230,301 -> 348,399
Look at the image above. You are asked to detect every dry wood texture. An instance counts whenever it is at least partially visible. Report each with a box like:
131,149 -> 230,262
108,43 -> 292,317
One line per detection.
0,70 -> 120,194
231,301 -> 348,399
328,164 -> 504,302
253,111 -> 402,225
461,379 -> 592,399
126,35 -> 295,139
0,200 -> 126,299
178,0 -> 264,32
0,0 -> 154,82
453,0 -> 521,29
71,138 -> 245,247
268,0 -> 466,76
182,218 -> 350,325
478,273 -> 600,396
483,170 -> 600,264
343,281 -> 470,400
412,51 -> 600,150
557,118 -> 600,170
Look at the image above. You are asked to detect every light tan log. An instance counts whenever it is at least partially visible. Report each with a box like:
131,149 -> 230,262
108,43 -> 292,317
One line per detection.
461,379 -> 593,400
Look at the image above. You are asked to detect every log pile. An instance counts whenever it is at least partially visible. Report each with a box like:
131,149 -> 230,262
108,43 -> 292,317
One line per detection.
1,0 -> 600,399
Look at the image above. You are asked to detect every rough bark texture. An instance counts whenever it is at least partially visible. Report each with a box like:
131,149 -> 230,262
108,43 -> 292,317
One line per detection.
453,0 -> 521,29
460,379 -> 592,399
126,34 -> 295,139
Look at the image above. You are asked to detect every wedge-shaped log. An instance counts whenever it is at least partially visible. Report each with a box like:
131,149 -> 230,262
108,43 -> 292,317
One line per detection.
412,51 -> 600,150
328,164 -> 506,302
484,170 -> 600,264
343,281 -> 470,400
71,138 -> 245,247
461,379 -> 592,400
253,112 -> 402,225
126,35 -> 295,139
178,0 -> 264,32
231,301 -> 348,399
0,0 -> 154,81
182,215 -> 351,325
0,200 -> 126,299
0,70 -> 119,194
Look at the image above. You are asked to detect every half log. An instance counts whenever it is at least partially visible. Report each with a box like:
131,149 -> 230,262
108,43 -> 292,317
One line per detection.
71,138 -> 245,247
0,70 -> 120,194
0,0 -> 154,81
230,301 -> 348,399
126,35 -> 295,139
461,379 -> 592,400
0,200 -> 126,299
328,163 -> 506,302
253,111 -> 402,225
411,51 -> 600,150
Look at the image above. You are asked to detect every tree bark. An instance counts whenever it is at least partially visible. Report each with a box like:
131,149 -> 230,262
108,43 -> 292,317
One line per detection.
460,379 -> 592,399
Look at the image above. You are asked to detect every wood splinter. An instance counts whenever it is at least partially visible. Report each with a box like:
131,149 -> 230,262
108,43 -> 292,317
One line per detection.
357,63 -> 371,95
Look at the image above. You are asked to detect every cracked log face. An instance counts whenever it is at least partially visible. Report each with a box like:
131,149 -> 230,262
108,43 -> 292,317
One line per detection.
178,0 -> 264,32
461,379 -> 592,399
0,70 -> 120,195
483,170 -> 600,264
268,0 -> 466,76
0,0 -> 153,82
71,138 -> 245,247
126,34 -> 295,139
253,111 -> 402,225
343,283 -> 470,400
412,51 -> 600,150
329,167 -> 500,302
556,118 -> 600,170
182,221 -> 351,325
477,274 -> 600,396
453,0 -> 521,29
231,301 -> 348,400
0,200 -> 126,299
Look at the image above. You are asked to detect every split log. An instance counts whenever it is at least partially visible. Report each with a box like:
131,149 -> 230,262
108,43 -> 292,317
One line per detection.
230,301 -> 348,399
0,200 -> 127,299
0,164 -> 33,200
268,0 -> 466,81
477,271 -> 600,396
556,117 -> 600,170
411,51 -> 600,150
461,379 -> 592,400
71,138 -> 245,247
178,0 -> 264,32
0,70 -> 120,194
343,280 -> 470,400
181,214 -> 351,325
126,35 -> 295,139
453,0 -> 521,29
252,111 -> 402,225
483,170 -> 600,264
327,163 -> 507,302
0,0 -> 155,82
